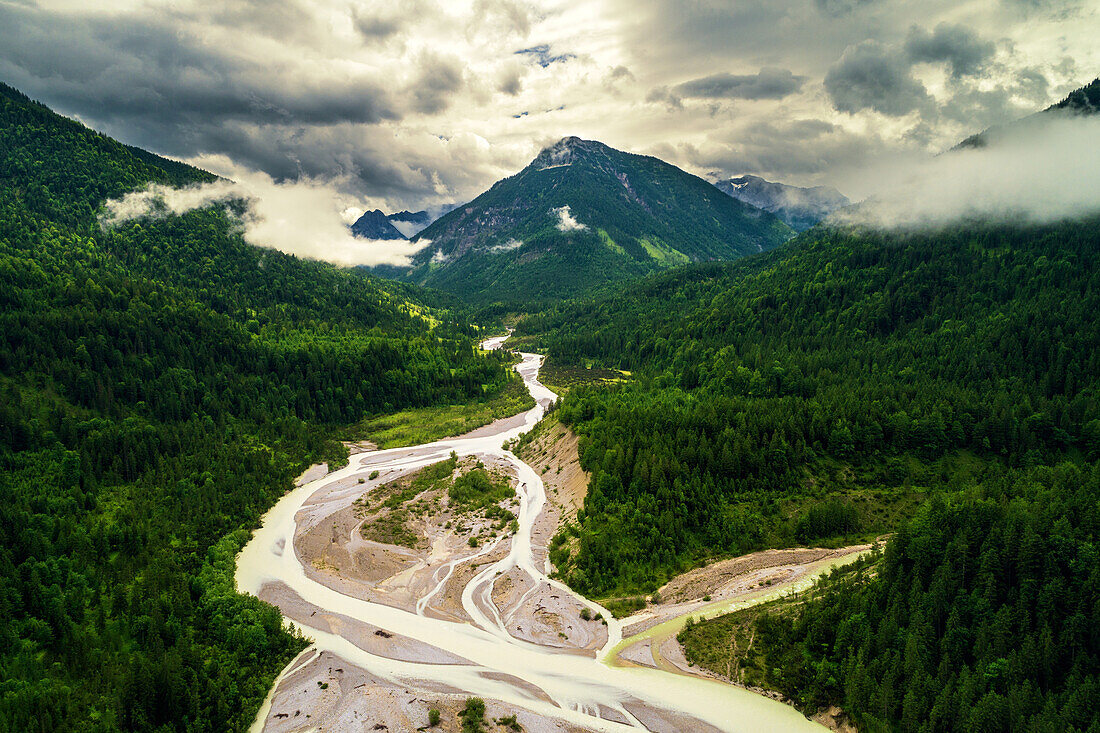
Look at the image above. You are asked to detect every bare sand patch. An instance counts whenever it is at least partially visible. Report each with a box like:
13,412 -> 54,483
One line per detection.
294,462 -> 329,487
616,638 -> 656,669
259,649 -> 593,733
433,538 -> 512,623
258,581 -> 471,666
658,545 -> 871,605
343,439 -> 377,455
621,699 -> 725,733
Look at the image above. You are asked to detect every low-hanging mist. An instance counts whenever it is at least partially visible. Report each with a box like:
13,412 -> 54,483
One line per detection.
834,115 -> 1100,230
100,172 -> 430,268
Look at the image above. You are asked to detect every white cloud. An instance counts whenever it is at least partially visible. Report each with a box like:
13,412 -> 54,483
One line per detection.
489,237 -> 524,252
389,219 -> 423,238
552,205 -> 586,231
834,115 -> 1100,228
100,169 -> 430,267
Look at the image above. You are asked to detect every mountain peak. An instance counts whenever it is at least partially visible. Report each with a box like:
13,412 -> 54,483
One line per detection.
724,174 -> 766,189
400,137 -> 793,303
350,209 -> 406,240
533,136 -> 610,169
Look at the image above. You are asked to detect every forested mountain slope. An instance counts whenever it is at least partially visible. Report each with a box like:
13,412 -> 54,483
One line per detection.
399,136 -> 793,304
517,217 -> 1100,727
517,218 -> 1099,586
714,175 -> 850,231
680,463 -> 1100,731
0,82 -> 516,731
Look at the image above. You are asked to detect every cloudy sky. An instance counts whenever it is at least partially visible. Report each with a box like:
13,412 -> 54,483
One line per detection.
2,0 -> 1096,211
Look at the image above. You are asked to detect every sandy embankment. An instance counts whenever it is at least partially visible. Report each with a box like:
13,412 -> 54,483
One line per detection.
516,420 -> 588,569
620,545 -> 874,639
609,544 -> 873,732
498,419 -> 605,653
610,545 -> 874,668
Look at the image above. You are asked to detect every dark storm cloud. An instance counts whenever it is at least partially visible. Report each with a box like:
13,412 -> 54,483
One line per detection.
609,66 -> 634,81
0,3 -> 397,130
203,0 -> 321,43
353,10 -> 403,39
1000,0 -> 1085,17
498,67 -> 525,96
824,40 -> 932,116
349,0 -> 434,41
410,54 -> 467,114
0,2 -> 454,201
681,117 -> 893,180
937,68 -> 1053,128
195,120 -> 474,200
673,68 -> 806,101
904,23 -> 996,77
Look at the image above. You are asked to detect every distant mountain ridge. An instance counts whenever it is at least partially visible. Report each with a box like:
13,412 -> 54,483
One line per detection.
387,209 -> 435,237
714,175 -> 850,231
350,208 -> 444,239
388,210 -> 432,224
955,77 -> 1099,150
395,136 -> 793,303
350,209 -> 407,240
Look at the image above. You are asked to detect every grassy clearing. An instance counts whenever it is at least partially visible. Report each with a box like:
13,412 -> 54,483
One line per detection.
638,236 -> 691,266
449,468 -> 513,510
597,228 -> 627,256
349,377 -> 534,448
358,507 -> 421,548
538,363 -> 629,395
602,596 -> 648,618
355,456 -> 456,548
354,454 -> 520,549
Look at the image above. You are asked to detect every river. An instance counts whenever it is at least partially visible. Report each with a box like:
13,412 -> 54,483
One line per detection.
236,338 -> 829,732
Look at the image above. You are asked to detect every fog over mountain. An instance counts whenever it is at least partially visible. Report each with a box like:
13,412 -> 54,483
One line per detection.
714,175 -> 850,231
838,101 -> 1100,229
101,171 -> 430,267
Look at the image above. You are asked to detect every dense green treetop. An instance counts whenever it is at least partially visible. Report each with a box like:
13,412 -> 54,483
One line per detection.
519,218 -> 1099,595
0,80 -> 514,732
680,462 -> 1100,732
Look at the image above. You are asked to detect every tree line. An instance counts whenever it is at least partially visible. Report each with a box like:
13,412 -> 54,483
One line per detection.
0,81 -> 516,731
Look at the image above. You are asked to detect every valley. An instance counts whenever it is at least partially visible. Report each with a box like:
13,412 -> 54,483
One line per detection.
1,47 -> 1099,733
237,338 -> 873,732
